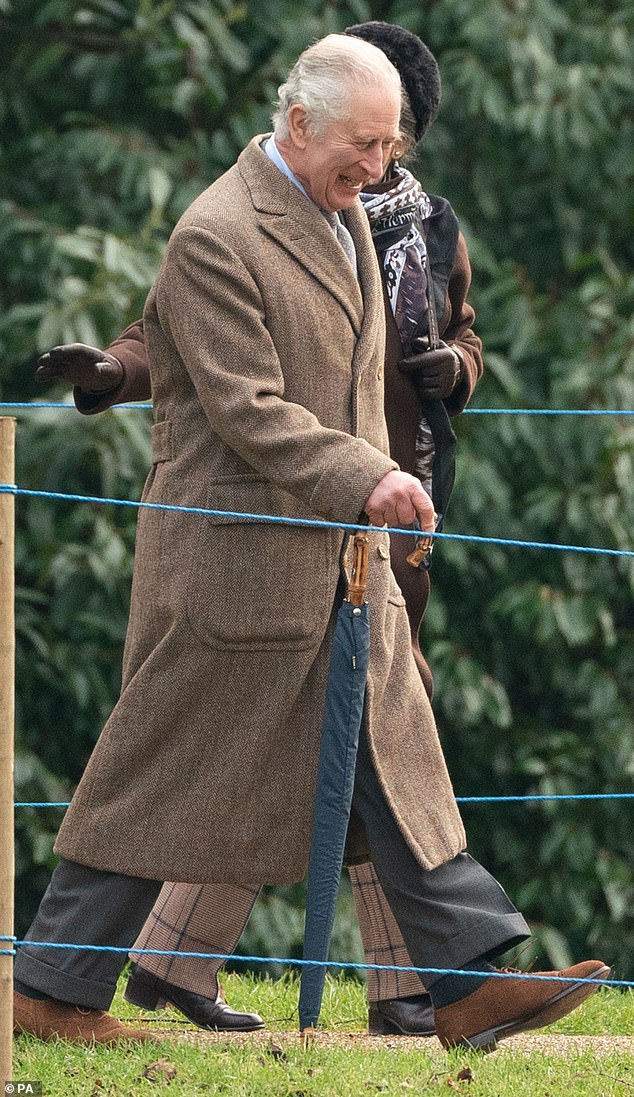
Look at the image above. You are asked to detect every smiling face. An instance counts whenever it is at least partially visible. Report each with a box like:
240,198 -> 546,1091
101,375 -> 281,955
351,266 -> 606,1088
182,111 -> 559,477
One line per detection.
280,85 -> 402,212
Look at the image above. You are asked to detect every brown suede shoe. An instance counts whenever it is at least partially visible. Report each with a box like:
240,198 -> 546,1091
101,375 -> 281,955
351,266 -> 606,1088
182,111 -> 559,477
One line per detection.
435,960 -> 610,1052
13,991 -> 155,1043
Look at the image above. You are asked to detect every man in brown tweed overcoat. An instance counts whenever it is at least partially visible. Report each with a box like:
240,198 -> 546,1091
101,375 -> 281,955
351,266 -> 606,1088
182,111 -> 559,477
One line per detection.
14,33 -> 607,1051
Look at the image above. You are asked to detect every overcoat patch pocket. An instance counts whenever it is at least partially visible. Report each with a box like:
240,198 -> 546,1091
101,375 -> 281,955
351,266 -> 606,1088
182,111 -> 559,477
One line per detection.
185,480 -> 338,651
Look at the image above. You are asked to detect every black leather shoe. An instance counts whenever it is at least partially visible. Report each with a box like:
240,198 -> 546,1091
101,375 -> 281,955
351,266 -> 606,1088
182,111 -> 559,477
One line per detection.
124,964 -> 265,1032
368,993 -> 436,1036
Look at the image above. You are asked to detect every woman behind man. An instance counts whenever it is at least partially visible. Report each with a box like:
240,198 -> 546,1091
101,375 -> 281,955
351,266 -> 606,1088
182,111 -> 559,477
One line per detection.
35,21 -> 482,1037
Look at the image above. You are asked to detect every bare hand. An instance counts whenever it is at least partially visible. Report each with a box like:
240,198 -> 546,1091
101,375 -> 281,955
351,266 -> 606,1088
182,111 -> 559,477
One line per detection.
35,343 -> 124,393
364,470 -> 435,530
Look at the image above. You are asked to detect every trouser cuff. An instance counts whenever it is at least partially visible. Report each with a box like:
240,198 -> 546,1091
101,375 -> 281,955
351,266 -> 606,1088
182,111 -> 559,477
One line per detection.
422,914 -> 530,988
14,947 -> 116,1011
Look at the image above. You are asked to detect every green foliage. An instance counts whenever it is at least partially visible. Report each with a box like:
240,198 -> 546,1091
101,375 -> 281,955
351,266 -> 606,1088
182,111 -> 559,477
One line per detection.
12,403 -> 151,929
1,0 -> 633,979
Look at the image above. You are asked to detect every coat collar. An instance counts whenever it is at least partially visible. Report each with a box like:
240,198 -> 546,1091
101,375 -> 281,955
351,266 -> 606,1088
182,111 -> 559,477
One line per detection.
238,136 -> 383,338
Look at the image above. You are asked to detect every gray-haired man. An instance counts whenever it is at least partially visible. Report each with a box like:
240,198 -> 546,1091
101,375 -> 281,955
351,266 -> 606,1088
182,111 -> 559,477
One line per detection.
15,33 -> 608,1051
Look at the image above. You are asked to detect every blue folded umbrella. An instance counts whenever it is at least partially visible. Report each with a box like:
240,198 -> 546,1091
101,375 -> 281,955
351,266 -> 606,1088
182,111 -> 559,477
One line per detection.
299,532 -> 370,1032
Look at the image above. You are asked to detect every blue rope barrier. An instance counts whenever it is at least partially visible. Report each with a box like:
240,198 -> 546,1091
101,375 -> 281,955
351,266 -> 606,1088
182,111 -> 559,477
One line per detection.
14,793 -> 634,808
1,485 -> 632,559
457,793 -> 634,803
463,409 -> 634,416
13,940 -> 629,986
15,802 -> 72,808
1,402 -> 633,416
0,401 -> 152,410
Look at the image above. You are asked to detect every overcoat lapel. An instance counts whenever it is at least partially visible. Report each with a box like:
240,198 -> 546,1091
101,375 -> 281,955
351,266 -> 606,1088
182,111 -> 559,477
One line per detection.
238,138 -> 364,335
343,202 -> 384,385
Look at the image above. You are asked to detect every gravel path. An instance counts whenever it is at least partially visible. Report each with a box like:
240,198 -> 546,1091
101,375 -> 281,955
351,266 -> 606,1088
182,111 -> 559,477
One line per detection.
172,1028 -> 634,1057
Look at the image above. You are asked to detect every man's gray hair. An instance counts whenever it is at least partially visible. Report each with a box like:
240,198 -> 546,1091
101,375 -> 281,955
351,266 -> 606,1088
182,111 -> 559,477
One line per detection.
273,34 -> 400,139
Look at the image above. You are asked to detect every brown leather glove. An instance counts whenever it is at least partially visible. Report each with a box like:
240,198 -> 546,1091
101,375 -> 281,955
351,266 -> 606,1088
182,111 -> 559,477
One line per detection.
399,339 -> 463,401
35,343 -> 124,394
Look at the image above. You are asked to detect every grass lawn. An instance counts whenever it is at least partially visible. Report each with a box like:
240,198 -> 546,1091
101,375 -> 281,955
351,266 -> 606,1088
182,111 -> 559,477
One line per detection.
12,972 -> 634,1096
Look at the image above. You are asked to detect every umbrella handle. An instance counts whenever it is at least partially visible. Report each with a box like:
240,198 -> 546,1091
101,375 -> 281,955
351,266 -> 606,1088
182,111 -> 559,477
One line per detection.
346,531 -> 369,606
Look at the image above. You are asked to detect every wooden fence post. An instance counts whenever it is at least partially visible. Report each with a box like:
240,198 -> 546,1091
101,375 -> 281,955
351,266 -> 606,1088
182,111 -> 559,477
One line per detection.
0,417 -> 16,1088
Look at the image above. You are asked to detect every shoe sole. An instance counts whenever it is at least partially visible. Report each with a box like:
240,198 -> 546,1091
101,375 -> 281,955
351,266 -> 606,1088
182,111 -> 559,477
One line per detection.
163,1000 -> 265,1032
13,1019 -> 154,1044
451,964 -> 611,1052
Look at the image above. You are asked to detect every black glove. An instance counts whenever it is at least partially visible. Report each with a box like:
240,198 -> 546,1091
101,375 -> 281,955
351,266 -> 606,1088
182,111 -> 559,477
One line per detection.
398,339 -> 463,401
35,343 -> 124,394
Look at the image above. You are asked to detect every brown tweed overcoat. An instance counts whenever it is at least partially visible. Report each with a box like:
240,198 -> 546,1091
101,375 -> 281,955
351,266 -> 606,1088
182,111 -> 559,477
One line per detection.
56,136 -> 466,884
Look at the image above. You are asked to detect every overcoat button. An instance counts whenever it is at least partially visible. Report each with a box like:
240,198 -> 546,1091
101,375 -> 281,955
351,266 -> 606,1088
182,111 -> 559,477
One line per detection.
377,543 -> 389,559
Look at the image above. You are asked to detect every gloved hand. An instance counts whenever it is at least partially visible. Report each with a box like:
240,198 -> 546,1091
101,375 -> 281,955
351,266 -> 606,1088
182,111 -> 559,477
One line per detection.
35,343 -> 124,393
398,339 -> 463,401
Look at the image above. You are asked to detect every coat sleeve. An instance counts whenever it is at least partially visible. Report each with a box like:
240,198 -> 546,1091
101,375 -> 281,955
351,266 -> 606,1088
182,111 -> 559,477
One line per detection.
440,232 -> 484,416
152,225 -> 397,523
73,320 -> 152,415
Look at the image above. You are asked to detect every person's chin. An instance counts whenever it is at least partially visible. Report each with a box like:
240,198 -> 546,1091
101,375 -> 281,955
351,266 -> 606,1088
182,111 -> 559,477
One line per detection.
328,189 -> 362,210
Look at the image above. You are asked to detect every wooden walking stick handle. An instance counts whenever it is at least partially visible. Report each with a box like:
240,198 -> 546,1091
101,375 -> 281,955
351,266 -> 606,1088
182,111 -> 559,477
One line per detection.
406,513 -> 437,569
346,531 -> 369,607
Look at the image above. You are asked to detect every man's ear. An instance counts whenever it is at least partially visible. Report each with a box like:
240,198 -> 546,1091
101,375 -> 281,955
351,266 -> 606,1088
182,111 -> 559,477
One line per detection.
286,104 -> 312,149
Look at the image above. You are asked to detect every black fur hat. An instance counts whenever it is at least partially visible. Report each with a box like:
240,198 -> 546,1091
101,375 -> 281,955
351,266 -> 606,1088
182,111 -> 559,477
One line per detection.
344,21 -> 441,142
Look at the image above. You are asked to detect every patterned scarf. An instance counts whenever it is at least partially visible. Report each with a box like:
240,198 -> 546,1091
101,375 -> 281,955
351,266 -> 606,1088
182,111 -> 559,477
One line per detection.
361,166 -> 433,353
